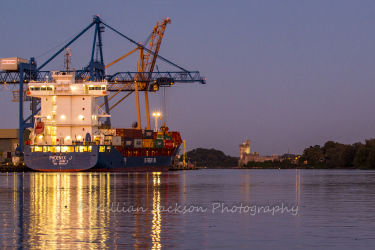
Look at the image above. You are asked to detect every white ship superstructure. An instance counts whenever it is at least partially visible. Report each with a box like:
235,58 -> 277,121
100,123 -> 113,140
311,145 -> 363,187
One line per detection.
27,71 -> 109,146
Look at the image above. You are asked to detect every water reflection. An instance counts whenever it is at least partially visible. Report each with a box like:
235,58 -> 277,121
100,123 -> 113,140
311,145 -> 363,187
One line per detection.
0,172 -> 180,249
27,173 -> 112,249
2,170 -> 375,248
295,170 -> 301,220
151,173 -> 161,249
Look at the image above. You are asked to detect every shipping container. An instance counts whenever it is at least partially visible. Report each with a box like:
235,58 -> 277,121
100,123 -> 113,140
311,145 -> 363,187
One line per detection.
133,129 -> 143,139
154,139 -> 164,148
1,57 -> 27,71
99,129 -> 116,136
112,136 -> 121,146
104,136 -> 113,145
142,129 -> 153,139
116,129 -> 125,136
165,135 -> 172,141
165,132 -> 172,137
164,140 -> 173,148
172,131 -> 182,145
134,139 -> 143,148
123,138 -> 134,148
156,134 -> 165,140
153,132 -> 157,140
123,129 -> 134,139
172,132 -> 179,140
142,139 -> 153,148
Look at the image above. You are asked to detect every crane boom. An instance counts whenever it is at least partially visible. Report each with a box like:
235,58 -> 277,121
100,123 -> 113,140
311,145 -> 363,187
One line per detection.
135,18 -> 171,129
143,18 -> 171,77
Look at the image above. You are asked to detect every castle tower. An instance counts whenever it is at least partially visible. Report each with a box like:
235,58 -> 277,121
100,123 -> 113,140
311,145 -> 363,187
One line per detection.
238,139 -> 250,167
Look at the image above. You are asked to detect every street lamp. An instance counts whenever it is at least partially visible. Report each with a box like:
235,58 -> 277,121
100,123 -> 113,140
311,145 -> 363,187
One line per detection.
152,110 -> 161,132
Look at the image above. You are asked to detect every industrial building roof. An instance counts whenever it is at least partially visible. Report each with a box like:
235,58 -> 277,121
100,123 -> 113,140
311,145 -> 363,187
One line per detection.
0,129 -> 19,139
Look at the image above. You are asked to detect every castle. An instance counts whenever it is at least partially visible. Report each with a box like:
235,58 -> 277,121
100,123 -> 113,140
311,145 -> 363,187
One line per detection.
238,139 -> 279,167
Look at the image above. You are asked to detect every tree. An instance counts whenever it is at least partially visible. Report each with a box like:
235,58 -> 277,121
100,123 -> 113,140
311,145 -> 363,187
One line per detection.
354,147 -> 372,168
303,146 -> 323,165
340,144 -> 361,168
325,145 -> 344,168
365,138 -> 375,148
186,148 -> 239,168
322,141 -> 339,155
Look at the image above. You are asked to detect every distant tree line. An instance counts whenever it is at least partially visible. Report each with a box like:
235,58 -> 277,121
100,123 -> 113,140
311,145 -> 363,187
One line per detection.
301,139 -> 375,169
185,139 -> 375,169
184,148 -> 239,168
243,159 -> 296,169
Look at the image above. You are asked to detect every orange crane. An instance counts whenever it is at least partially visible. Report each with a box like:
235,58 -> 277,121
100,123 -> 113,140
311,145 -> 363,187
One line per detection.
135,18 -> 171,129
99,18 -> 171,129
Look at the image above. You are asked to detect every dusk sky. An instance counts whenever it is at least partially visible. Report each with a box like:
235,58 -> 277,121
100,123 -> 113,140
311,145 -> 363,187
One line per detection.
1,0 -> 375,157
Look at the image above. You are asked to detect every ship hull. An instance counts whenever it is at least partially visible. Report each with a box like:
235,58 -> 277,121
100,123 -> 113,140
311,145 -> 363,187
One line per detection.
24,145 -> 179,172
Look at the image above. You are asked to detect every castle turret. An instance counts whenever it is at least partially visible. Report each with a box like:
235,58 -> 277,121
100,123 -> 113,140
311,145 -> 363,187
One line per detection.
239,139 -> 250,167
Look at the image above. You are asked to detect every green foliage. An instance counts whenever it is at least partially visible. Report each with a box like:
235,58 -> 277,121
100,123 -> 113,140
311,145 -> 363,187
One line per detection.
325,145 -> 345,168
303,146 -> 323,165
187,138 -> 375,170
301,139 -> 375,169
340,144 -> 359,168
243,159 -> 297,169
353,147 -> 371,168
185,148 -> 239,168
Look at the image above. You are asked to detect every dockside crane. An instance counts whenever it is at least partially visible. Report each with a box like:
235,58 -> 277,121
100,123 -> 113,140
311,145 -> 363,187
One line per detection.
135,18 -> 172,131
0,16 -> 205,154
101,18 -> 172,130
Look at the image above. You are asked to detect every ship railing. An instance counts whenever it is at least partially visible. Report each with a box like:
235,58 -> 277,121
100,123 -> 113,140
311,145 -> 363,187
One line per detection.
28,80 -> 55,83
55,88 -> 88,95
76,79 -> 108,83
27,79 -> 107,84
52,71 -> 74,76
29,144 -> 97,153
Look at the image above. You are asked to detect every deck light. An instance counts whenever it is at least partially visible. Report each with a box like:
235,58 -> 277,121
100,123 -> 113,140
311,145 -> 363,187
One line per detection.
152,110 -> 162,132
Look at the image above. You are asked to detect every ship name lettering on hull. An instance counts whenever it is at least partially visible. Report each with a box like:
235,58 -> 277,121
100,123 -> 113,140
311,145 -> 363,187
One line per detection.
49,156 -> 73,165
144,158 -> 156,163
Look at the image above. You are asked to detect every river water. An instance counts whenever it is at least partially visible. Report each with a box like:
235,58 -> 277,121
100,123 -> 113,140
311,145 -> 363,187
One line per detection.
0,169 -> 374,249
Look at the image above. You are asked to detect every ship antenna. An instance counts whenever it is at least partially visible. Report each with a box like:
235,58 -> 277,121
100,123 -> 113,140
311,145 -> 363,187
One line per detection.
64,48 -> 71,72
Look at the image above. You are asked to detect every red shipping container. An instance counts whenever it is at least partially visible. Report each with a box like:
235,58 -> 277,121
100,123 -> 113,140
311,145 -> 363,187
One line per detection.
164,140 -> 173,148
172,132 -> 177,140
116,129 -> 125,136
133,129 -> 143,139
123,129 -> 134,139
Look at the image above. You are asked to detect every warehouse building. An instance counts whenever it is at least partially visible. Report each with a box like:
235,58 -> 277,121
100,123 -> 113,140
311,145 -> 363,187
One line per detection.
0,129 -> 19,162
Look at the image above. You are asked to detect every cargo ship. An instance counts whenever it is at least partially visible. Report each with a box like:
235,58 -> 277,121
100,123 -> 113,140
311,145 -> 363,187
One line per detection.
23,71 -> 182,172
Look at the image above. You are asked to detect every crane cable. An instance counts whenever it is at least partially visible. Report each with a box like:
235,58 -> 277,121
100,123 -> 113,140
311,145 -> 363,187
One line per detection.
142,31 -> 153,46
159,86 -> 170,125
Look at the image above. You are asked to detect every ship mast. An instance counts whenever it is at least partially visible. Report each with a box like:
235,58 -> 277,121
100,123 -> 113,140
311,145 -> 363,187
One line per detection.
64,48 -> 71,72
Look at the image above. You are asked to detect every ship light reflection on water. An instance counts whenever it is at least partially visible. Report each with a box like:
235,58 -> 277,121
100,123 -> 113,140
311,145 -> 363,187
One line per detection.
1,170 -> 374,248
151,172 -> 162,249
28,173 -> 112,249
1,172 -> 182,248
